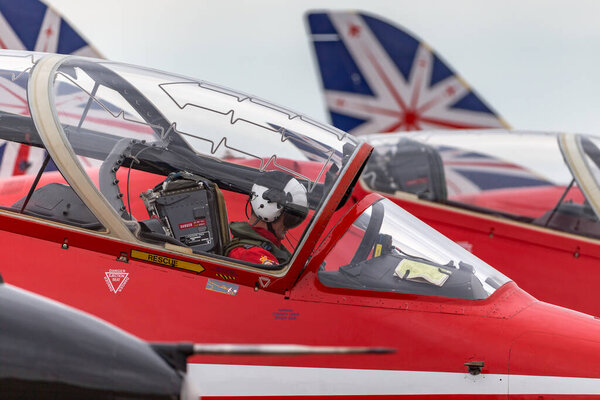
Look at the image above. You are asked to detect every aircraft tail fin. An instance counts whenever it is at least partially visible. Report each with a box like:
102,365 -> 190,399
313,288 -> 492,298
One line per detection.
0,0 -> 102,57
306,10 -> 509,135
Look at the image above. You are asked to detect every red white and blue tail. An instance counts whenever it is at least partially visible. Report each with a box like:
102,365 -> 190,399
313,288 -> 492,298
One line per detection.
0,0 -> 101,56
306,11 -> 509,135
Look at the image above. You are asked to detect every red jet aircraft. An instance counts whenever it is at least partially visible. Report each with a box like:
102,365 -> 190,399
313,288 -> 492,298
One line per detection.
1,51 -> 600,398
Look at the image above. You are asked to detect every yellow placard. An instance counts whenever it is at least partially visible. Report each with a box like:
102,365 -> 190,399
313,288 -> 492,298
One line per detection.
394,259 -> 451,287
131,249 -> 205,273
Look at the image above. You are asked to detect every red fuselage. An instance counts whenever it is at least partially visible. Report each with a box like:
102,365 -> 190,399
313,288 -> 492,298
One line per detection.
1,171 -> 600,397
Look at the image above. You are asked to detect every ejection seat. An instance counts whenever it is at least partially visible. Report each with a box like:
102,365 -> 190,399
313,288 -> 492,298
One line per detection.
138,172 -> 231,256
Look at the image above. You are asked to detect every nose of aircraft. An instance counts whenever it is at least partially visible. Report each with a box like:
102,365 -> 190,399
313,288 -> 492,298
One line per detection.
509,301 -> 600,392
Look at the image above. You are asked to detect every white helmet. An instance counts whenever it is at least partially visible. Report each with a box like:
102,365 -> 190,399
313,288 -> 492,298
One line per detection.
250,171 -> 308,229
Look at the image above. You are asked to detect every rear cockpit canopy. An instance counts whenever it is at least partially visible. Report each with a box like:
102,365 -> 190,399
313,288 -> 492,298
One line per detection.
365,130 -> 600,239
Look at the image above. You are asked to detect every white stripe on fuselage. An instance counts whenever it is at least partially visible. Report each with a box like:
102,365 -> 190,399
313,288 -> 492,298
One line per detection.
188,364 -> 600,396
189,364 -> 504,396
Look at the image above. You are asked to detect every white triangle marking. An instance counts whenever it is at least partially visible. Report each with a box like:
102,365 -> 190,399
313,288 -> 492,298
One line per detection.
258,276 -> 271,288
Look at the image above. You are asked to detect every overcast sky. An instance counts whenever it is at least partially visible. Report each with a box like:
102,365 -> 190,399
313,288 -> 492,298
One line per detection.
45,0 -> 600,135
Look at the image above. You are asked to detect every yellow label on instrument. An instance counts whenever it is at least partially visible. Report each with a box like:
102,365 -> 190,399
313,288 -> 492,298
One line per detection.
374,244 -> 382,258
131,249 -> 205,273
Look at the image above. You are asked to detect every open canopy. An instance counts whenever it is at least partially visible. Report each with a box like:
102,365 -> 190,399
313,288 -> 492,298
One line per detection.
2,51 -> 359,267
364,130 -> 600,240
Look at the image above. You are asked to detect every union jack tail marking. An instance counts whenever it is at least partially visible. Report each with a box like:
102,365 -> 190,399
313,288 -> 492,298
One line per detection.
306,11 -> 509,135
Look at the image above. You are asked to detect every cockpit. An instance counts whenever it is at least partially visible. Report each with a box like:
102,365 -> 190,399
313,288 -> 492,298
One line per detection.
363,131 -> 600,239
0,51 -> 511,300
315,196 -> 509,300
0,52 -> 357,268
